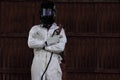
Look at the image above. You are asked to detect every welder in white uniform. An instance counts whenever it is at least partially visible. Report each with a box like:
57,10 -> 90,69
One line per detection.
28,1 -> 67,80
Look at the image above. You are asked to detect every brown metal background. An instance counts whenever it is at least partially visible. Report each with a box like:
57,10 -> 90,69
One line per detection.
0,1 -> 120,80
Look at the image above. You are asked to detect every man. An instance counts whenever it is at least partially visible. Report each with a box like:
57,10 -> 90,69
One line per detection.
28,1 -> 67,80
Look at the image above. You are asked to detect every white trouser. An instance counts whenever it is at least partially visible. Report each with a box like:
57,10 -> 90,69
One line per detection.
31,53 -> 62,80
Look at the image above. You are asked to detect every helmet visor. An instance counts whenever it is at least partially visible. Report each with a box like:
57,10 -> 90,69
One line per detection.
41,8 -> 53,17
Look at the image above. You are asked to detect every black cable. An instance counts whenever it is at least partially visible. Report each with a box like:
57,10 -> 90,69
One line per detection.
41,53 -> 53,80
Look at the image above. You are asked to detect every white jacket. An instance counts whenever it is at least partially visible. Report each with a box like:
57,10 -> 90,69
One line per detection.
28,23 -> 67,80
28,23 -> 67,55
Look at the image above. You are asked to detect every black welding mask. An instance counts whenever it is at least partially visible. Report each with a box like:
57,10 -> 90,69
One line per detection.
40,1 -> 56,27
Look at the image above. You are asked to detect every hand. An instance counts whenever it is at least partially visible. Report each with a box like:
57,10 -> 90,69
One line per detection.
46,35 -> 61,46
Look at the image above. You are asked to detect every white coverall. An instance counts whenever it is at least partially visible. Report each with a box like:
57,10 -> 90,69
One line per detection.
28,23 -> 67,80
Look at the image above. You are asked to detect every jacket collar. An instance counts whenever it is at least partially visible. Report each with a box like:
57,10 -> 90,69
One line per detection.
49,23 -> 59,29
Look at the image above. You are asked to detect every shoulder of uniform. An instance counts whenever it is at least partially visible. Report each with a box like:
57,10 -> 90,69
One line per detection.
33,24 -> 41,27
52,23 -> 59,28
31,24 -> 42,29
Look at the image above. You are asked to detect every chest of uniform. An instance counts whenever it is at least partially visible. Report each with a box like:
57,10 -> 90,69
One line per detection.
40,28 -> 57,38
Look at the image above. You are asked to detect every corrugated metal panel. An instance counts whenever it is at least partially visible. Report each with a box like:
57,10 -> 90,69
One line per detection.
0,1 -> 120,80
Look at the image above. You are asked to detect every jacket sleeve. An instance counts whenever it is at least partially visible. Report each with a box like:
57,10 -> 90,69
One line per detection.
45,29 -> 67,53
28,26 -> 45,49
